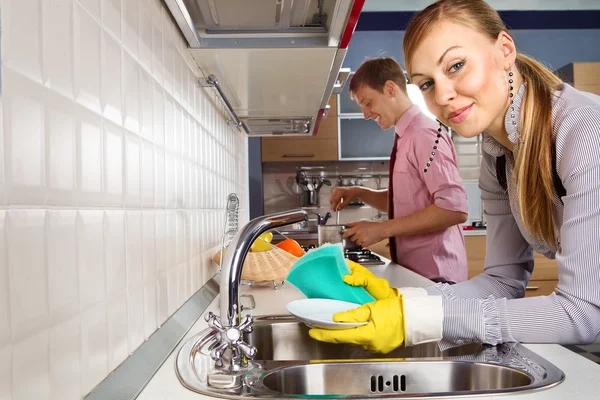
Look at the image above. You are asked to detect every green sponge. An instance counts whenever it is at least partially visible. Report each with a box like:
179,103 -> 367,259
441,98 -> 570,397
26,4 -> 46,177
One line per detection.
285,244 -> 375,305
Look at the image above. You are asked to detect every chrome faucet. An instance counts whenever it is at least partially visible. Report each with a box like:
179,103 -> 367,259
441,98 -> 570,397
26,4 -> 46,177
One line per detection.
204,209 -> 308,377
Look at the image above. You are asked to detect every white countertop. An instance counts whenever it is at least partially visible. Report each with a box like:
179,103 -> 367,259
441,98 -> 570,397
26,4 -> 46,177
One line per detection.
137,259 -> 600,400
462,229 -> 487,236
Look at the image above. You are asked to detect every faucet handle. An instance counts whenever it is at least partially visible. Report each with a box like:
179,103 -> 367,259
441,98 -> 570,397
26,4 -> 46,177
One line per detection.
204,312 -> 257,364
205,311 -> 224,330
237,341 -> 257,360
238,315 -> 254,333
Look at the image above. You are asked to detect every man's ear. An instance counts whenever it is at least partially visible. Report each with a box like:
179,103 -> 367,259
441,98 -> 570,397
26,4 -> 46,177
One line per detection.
384,80 -> 396,97
496,31 -> 517,70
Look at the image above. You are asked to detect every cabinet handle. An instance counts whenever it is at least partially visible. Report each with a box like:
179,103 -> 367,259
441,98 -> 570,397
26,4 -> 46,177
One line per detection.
332,68 -> 351,94
525,286 -> 540,290
282,153 -> 315,158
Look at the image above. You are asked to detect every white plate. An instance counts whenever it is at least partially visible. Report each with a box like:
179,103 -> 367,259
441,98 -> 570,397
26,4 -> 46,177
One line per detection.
286,299 -> 368,330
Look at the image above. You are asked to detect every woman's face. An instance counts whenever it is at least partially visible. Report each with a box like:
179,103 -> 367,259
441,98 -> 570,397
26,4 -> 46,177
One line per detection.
408,21 -> 514,138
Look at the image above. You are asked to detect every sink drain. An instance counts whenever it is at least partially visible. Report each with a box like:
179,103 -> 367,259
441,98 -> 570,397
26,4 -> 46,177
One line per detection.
370,374 -> 406,393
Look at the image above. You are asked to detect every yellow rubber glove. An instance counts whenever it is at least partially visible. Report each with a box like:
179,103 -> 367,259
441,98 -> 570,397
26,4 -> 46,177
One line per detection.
308,296 -> 405,354
345,260 -> 398,300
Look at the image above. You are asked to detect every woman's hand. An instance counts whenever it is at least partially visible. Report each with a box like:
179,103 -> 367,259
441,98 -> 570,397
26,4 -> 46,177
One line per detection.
343,221 -> 386,247
344,260 -> 398,300
309,296 -> 406,354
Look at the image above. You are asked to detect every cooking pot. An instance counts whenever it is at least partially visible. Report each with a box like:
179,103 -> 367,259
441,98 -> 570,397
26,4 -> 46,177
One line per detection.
317,225 -> 360,251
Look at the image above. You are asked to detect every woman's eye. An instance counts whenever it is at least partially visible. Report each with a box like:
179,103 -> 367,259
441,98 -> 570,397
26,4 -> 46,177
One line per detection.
449,61 -> 465,73
419,81 -> 433,91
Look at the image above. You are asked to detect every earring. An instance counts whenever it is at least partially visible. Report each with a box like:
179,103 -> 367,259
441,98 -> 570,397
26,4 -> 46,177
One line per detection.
508,69 -> 523,143
424,122 -> 443,173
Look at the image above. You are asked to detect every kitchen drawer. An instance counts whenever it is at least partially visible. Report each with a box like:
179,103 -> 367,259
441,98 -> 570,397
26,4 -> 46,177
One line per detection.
260,95 -> 338,161
524,280 -> 558,298
465,236 -> 558,281
261,138 -> 338,161
367,239 -> 391,260
466,236 -> 486,279
530,255 -> 558,280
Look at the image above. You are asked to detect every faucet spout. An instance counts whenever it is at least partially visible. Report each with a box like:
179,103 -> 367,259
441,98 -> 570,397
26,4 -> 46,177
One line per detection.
219,209 -> 308,326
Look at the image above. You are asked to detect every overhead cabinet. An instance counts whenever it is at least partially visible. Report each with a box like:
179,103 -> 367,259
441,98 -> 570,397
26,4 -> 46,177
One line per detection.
556,62 -> 600,95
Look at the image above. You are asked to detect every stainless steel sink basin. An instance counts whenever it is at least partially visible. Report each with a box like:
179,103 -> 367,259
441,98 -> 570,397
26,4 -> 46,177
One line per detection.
176,315 -> 565,399
246,315 -> 483,360
260,360 -> 532,396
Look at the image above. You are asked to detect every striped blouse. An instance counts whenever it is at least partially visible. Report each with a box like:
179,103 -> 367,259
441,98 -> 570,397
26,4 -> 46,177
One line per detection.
426,82 -> 600,349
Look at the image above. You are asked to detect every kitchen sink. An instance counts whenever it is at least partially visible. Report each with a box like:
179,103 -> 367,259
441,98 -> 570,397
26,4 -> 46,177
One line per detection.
175,315 -> 564,399
246,315 -> 483,360
259,360 -> 532,396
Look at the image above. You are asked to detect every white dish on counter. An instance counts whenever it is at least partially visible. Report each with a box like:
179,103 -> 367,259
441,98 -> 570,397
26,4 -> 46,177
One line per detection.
286,299 -> 367,330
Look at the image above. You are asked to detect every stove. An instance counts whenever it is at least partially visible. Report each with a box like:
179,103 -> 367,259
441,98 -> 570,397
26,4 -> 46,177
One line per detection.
300,245 -> 386,266
343,248 -> 385,266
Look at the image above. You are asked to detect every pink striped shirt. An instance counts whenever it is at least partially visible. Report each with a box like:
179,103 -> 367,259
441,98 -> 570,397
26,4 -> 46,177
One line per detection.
390,105 -> 468,283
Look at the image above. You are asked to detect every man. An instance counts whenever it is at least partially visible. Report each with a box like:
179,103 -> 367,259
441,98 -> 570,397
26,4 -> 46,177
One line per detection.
331,57 -> 468,284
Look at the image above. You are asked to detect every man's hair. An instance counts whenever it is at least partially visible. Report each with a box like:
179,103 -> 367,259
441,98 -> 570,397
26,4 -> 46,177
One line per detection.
348,56 -> 408,99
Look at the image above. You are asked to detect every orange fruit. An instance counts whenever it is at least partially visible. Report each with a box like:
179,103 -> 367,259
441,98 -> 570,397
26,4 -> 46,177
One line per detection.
276,238 -> 305,257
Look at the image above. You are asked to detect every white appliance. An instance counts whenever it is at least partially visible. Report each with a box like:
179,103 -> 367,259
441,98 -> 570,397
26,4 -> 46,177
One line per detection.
164,0 -> 364,136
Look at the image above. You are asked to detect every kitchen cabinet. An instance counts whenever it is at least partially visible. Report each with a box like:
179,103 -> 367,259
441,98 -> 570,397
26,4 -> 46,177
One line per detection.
261,96 -> 338,162
556,62 -> 600,95
366,239 -> 391,260
465,236 -> 558,297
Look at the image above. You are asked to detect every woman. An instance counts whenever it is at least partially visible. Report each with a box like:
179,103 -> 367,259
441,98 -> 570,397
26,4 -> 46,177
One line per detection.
309,0 -> 600,352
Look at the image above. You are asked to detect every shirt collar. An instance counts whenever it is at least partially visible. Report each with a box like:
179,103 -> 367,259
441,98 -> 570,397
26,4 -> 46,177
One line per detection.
394,104 -> 422,138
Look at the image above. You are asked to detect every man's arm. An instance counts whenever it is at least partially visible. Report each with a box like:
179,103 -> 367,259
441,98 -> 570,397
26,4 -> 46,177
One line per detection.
344,204 -> 466,247
355,187 -> 388,212
382,204 -> 467,237
331,186 -> 388,212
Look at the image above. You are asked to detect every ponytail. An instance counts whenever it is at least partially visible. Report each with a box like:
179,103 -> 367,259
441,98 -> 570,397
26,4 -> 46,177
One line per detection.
513,54 -> 562,249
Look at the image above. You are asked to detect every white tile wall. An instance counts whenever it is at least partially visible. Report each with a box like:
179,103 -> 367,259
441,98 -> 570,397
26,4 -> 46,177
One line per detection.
0,0 -> 249,398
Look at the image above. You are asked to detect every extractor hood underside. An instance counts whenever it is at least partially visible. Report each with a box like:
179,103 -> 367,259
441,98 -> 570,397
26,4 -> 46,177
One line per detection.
165,0 -> 351,48
191,46 -> 338,136
165,0 -> 354,135
242,117 -> 313,136
182,0 -> 335,33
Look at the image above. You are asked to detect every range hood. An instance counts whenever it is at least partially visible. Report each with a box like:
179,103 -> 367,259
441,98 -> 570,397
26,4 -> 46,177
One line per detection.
164,0 -> 364,136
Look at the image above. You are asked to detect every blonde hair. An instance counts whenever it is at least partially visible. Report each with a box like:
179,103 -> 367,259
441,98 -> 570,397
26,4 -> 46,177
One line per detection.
404,0 -> 562,249
349,56 -> 408,98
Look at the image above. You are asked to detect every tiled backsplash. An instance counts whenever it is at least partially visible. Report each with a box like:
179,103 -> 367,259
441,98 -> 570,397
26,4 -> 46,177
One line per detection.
262,132 -> 483,226
0,0 -> 248,399
263,161 -> 390,226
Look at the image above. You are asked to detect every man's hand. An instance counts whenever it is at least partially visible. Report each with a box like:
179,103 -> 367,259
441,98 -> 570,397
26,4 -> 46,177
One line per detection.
330,186 -> 362,211
342,221 -> 386,247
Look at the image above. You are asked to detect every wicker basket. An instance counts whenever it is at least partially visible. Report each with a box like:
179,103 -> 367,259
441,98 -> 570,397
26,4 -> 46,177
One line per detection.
213,247 -> 299,283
